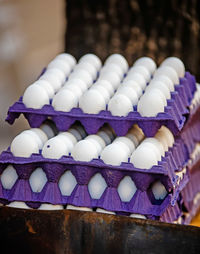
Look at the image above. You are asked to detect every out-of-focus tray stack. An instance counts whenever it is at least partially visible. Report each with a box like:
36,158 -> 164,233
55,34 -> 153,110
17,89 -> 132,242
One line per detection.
0,53 -> 200,224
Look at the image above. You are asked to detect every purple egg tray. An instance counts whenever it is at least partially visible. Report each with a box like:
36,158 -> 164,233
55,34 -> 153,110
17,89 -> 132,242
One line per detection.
6,72 -> 196,137
0,136 -> 190,217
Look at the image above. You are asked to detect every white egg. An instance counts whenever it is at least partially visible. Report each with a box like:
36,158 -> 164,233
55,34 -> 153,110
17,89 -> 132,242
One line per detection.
68,69 -> 93,88
58,170 -> 77,196
35,79 -> 55,99
108,94 -> 133,117
159,126 -> 174,148
125,133 -> 139,147
96,208 -> 115,214
154,66 -> 179,85
146,80 -> 171,99
128,125 -> 144,143
97,131 -> 112,146
138,142 -> 161,161
120,80 -> 143,97
68,128 -> 82,141
85,135 -> 106,150
62,83 -> 83,99
124,72 -> 146,90
129,65 -> 151,82
63,79 -> 88,93
98,71 -> 121,90
71,140 -> 99,161
1,165 -> 18,190
88,173 -> 107,199
113,137 -> 135,155
151,75 -> 174,92
29,168 -> 47,193
11,133 -> 40,157
23,84 -> 49,109
66,205 -> 92,212
55,53 -> 77,69
130,145 -> 158,169
137,89 -> 167,117
52,89 -> 78,112
30,128 -> 48,145
74,61 -> 97,80
44,68 -> 66,83
101,63 -> 124,79
39,204 -> 63,210
151,181 -> 168,200
92,80 -> 114,97
116,86 -> 138,105
39,72 -> 62,92
40,123 -> 56,139
56,134 -> 75,152
133,57 -> 156,74
104,54 -> 128,73
58,132 -> 77,145
154,131 -> 169,152
42,137 -> 70,159
79,89 -> 106,114
48,59 -> 71,77
70,125 -> 87,139
7,201 -> 30,209
130,214 -> 146,219
100,143 -> 129,166
117,176 -> 137,202
78,53 -> 102,71
90,85 -> 110,103
161,57 -> 185,78
143,137 -> 165,157
22,130 -> 44,149
100,126 -> 116,141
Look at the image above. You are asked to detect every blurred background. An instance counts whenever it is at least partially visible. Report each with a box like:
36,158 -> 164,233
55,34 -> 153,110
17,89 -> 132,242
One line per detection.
0,0 -> 200,153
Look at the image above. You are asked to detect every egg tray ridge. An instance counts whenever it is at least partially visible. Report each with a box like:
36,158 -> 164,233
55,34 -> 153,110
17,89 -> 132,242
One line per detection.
6,72 -> 196,137
0,139 -> 190,217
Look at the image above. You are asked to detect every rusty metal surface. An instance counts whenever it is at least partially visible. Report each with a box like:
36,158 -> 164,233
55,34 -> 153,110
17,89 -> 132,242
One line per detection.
0,207 -> 200,254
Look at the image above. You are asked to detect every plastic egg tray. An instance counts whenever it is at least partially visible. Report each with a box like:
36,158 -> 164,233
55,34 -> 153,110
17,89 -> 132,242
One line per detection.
6,71 -> 196,137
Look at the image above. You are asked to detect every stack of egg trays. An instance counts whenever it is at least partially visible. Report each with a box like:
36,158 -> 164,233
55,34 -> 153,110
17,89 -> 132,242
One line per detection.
5,71 -> 196,137
0,132 -> 191,220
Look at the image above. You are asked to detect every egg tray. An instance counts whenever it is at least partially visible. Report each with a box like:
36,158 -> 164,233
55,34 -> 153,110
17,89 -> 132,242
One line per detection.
5,72 -> 196,137
0,139 -> 190,217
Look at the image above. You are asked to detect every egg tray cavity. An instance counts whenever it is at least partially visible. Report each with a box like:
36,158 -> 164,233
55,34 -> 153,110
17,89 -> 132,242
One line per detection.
6,72 -> 196,137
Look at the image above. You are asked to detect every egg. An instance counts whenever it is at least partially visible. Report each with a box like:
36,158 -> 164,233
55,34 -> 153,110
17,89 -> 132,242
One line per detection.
151,75 -> 174,92
78,53 -> 102,71
113,137 -> 135,155
56,134 -> 75,152
154,131 -> 169,152
153,66 -> 179,85
146,80 -> 171,99
7,201 -> 30,209
130,214 -> 146,219
130,145 -> 158,169
151,181 -> 168,200
160,57 -> 185,78
92,80 -> 114,97
58,170 -> 77,196
104,54 -> 128,73
108,94 -> 133,117
128,125 -> 144,143
62,83 -> 83,99
63,79 -> 88,93
66,205 -> 93,212
71,140 -> 99,162
70,124 -> 87,139
85,135 -> 106,150
101,63 -> 124,80
137,88 -> 167,117
139,142 -> 161,161
39,72 -> 62,92
47,59 -> 71,77
100,143 -> 129,166
0,165 -> 18,190
58,132 -> 77,146
35,79 -> 55,99
55,53 -> 77,69
124,72 -> 146,90
97,131 -> 112,145
90,85 -> 110,103
96,208 -> 115,214
120,80 -> 143,97
159,126 -> 174,148
116,86 -> 138,105
11,132 -> 40,157
67,128 -> 82,141
74,61 -> 97,80
38,204 -> 63,210
29,168 -> 47,193
52,89 -> 79,112
133,56 -> 156,74
22,129 -> 47,149
88,173 -> 107,199
143,137 -> 165,157
42,137 -> 70,159
125,133 -> 139,147
128,65 -> 151,82
40,123 -> 57,139
68,69 -> 93,88
98,71 -> 121,90
117,176 -> 137,202
79,89 -> 106,114
44,67 -> 66,83
23,84 -> 49,109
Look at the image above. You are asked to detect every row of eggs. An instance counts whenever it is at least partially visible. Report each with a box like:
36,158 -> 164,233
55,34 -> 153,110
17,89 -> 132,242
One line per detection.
22,53 -> 185,117
10,122 -> 174,169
